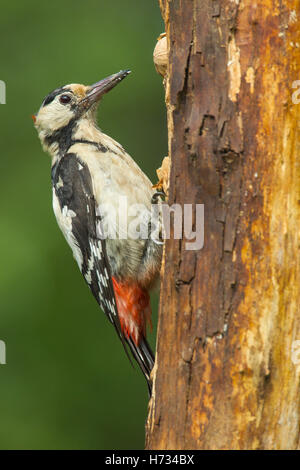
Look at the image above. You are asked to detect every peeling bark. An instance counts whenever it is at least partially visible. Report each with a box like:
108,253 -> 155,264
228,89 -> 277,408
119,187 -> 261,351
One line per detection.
146,0 -> 300,450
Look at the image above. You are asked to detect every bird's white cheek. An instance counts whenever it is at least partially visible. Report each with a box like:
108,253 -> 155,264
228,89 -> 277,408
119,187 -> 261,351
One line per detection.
36,102 -> 74,132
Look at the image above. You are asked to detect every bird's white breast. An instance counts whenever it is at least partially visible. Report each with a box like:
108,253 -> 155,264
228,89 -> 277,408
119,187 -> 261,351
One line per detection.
69,139 -> 154,237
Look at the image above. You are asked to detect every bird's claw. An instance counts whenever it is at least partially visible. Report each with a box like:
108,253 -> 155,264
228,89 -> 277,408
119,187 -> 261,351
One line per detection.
151,190 -> 165,205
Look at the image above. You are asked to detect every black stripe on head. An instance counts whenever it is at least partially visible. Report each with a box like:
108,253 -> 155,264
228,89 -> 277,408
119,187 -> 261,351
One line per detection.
42,87 -> 72,107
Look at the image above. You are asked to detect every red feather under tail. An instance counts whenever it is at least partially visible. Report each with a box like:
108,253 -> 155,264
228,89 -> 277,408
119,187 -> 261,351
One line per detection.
112,278 -> 152,345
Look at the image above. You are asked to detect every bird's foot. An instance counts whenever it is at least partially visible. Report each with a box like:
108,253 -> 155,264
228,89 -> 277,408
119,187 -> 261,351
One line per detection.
151,190 -> 165,205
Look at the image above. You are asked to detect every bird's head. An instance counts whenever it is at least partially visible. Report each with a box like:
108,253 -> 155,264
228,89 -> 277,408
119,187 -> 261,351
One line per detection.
33,70 -> 130,153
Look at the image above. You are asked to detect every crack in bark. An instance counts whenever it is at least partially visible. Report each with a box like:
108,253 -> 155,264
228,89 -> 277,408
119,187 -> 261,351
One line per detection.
177,41 -> 192,107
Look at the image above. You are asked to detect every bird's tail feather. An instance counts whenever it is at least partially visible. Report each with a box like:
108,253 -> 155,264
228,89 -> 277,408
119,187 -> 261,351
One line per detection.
126,336 -> 154,395
112,277 -> 155,393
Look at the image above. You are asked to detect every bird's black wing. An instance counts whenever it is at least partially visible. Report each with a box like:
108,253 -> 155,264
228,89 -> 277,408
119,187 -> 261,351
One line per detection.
52,152 -> 130,358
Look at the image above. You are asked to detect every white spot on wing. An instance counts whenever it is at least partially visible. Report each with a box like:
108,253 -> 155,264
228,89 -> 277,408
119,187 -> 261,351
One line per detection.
62,206 -> 76,218
56,176 -> 64,189
52,189 -> 83,269
84,257 -> 95,284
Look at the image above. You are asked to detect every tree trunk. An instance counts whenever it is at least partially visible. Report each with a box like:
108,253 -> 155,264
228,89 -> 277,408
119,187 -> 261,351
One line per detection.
146,0 -> 300,450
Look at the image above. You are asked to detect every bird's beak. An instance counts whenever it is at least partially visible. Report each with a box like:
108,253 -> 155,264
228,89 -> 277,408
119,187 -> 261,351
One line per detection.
82,70 -> 131,109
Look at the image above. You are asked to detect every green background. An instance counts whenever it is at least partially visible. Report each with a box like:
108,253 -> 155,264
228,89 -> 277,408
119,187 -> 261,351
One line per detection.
0,0 -> 166,449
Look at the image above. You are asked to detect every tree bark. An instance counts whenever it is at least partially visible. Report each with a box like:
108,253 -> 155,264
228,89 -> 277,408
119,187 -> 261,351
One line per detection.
146,0 -> 300,450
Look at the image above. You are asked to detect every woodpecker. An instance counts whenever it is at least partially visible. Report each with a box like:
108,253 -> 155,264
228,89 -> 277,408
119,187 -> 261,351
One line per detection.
34,70 -> 162,392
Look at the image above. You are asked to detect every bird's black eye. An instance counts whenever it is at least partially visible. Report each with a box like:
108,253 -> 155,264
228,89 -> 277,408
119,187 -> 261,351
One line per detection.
59,94 -> 71,104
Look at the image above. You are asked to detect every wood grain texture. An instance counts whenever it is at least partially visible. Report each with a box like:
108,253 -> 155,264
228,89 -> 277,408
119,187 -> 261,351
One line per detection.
146,0 -> 300,450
